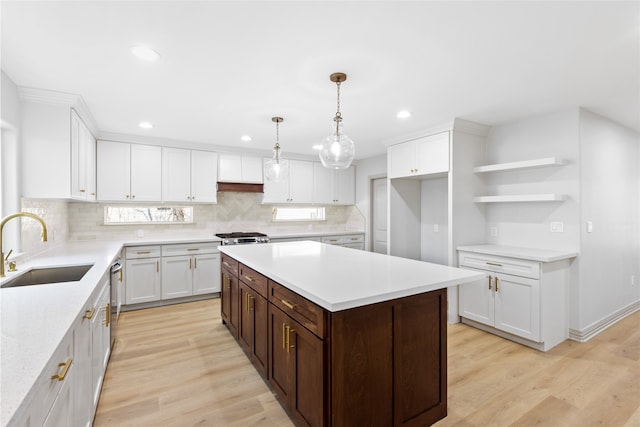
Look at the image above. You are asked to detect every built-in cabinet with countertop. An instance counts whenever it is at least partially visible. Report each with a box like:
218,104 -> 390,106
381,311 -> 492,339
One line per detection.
20,89 -> 97,200
97,141 -> 162,202
217,241 -> 481,427
218,153 -> 263,183
125,242 -> 221,307
457,245 -> 576,351
162,147 -> 219,203
269,232 -> 365,250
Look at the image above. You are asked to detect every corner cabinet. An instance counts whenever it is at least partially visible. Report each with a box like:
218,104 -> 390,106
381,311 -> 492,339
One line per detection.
20,92 -> 97,200
162,148 -> 218,203
97,141 -> 162,202
458,248 -> 574,351
221,254 -> 448,426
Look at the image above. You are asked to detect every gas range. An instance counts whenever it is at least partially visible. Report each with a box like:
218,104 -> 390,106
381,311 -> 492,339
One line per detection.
215,232 -> 270,245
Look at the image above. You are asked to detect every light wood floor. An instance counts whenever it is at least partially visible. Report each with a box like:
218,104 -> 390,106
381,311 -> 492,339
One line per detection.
94,299 -> 639,427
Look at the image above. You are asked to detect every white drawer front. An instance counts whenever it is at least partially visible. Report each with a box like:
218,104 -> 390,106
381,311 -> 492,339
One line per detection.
161,242 -> 218,257
458,252 -> 540,279
125,245 -> 161,259
322,234 -> 364,245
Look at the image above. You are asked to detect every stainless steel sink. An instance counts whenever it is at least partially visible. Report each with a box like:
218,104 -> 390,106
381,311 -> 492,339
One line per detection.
0,264 -> 94,288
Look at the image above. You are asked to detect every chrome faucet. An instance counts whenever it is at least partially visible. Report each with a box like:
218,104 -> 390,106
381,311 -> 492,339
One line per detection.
0,212 -> 48,278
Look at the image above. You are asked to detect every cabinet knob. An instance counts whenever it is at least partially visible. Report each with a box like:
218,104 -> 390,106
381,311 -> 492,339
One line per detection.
126,195 -> 130,199
131,195 -> 136,199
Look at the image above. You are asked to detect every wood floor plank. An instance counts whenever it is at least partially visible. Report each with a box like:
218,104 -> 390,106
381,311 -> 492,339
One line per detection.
94,299 -> 639,427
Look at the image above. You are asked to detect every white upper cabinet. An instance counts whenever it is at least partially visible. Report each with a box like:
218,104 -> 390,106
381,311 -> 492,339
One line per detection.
218,153 -> 263,183
21,97 -> 96,200
162,148 -> 218,203
97,141 -> 161,201
262,159 -> 313,204
313,164 -> 355,205
388,132 -> 450,179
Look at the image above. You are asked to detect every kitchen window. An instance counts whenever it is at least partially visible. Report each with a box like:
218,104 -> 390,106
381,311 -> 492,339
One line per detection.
272,207 -> 325,222
104,206 -> 193,225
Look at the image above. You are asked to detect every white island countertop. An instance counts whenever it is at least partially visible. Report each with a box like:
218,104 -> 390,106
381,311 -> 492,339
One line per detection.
219,241 -> 484,312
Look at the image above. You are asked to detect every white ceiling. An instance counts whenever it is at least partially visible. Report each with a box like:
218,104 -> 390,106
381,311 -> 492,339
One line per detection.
2,1 -> 638,160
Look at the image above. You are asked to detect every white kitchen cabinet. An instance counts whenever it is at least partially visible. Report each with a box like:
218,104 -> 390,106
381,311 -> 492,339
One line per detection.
312,164 -> 355,205
458,249 -> 571,351
218,153 -> 263,183
162,148 -> 218,203
91,281 -> 111,410
321,234 -> 365,250
71,109 -> 97,201
388,132 -> 449,179
21,95 -> 97,200
97,141 -> 161,201
262,159 -> 313,204
125,246 -> 162,304
42,357 -> 75,427
161,243 -> 221,299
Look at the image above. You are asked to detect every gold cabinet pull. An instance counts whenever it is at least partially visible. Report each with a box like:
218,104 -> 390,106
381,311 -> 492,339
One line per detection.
222,261 -> 231,268
487,275 -> 492,290
281,299 -> 295,310
105,303 -> 111,327
83,308 -> 96,320
245,293 -> 250,312
194,258 -> 197,269
244,275 -> 254,282
486,262 -> 502,267
51,358 -> 72,381
119,268 -> 123,282
495,277 -> 499,292
285,326 -> 295,353
156,261 -> 159,272
187,248 -> 199,251
189,258 -> 192,269
282,322 -> 286,349
137,250 -> 151,255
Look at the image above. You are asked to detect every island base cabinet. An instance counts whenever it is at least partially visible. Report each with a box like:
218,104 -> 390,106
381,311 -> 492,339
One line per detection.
221,270 -> 239,338
239,283 -> 269,377
269,305 -> 325,427
331,289 -> 447,427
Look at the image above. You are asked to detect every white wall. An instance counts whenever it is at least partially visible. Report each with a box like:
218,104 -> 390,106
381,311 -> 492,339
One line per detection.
1,71 -> 22,252
577,109 -> 639,334
354,153 -> 387,251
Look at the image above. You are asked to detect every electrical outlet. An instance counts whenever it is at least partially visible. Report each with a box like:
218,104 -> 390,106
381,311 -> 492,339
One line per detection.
490,226 -> 498,237
632,275 -> 636,287
586,221 -> 593,233
550,222 -> 564,233
433,224 -> 439,233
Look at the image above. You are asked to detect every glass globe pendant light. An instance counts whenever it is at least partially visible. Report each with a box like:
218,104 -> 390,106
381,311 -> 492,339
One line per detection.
264,116 -> 289,182
319,72 -> 355,169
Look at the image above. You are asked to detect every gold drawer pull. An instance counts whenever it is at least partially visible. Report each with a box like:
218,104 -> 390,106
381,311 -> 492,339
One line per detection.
222,261 -> 232,268
83,308 -> 96,320
244,275 -> 254,282
281,299 -> 295,310
51,358 -> 73,381
486,262 -> 502,267
105,304 -> 111,327
187,248 -> 200,251
136,250 -> 151,254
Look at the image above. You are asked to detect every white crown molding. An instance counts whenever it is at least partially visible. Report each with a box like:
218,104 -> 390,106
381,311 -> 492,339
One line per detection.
18,86 -> 98,135
382,118 -> 491,147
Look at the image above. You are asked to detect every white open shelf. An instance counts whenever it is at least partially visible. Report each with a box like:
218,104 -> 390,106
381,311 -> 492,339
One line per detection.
474,157 -> 567,173
474,194 -> 568,203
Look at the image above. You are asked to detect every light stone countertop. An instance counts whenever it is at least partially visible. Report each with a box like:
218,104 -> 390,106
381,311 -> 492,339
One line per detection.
0,230 -> 363,426
220,241 -> 485,312
456,244 -> 578,263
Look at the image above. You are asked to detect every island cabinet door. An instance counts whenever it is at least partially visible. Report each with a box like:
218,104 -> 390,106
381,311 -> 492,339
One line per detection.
393,289 -> 447,427
221,271 -> 239,338
269,305 -> 294,403
238,283 -> 268,377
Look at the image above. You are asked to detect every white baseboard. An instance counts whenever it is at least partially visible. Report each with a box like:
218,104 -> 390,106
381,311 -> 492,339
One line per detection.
568,300 -> 640,342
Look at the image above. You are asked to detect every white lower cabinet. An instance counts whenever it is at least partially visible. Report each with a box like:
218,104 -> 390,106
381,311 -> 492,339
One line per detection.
458,250 -> 569,351
91,282 -> 111,410
125,243 -> 221,306
321,234 -> 365,250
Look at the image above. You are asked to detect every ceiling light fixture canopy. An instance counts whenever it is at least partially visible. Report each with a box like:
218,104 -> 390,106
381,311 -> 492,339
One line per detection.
264,116 -> 289,182
318,72 -> 355,170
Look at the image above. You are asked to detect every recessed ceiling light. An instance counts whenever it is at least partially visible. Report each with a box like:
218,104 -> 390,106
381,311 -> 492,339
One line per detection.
131,45 -> 161,61
138,121 -> 153,129
312,144 -> 323,150
241,135 -> 252,142
397,110 -> 412,119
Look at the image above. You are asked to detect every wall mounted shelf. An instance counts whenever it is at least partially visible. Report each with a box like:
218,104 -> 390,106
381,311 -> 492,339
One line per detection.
474,194 -> 568,203
474,157 -> 566,173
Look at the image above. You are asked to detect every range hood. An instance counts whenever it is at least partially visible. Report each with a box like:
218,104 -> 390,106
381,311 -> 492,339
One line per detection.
217,182 -> 264,193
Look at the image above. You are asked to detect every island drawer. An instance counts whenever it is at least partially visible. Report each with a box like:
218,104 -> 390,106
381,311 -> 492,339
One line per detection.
221,254 -> 239,276
125,245 -> 161,259
269,280 -> 327,339
239,264 -> 267,297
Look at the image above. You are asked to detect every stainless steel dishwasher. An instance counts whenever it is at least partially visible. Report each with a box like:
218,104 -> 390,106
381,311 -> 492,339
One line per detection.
110,259 -> 123,350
